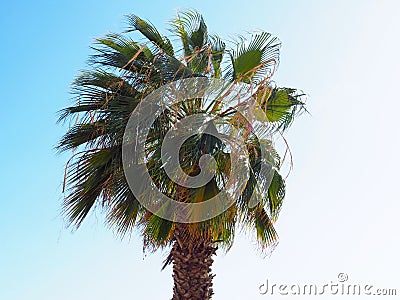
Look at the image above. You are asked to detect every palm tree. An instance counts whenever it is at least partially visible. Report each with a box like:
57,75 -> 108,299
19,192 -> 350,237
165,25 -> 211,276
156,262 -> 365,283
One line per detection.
58,10 -> 305,300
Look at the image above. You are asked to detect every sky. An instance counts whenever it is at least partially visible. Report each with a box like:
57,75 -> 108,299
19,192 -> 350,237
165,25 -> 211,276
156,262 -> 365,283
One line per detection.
1,0 -> 399,299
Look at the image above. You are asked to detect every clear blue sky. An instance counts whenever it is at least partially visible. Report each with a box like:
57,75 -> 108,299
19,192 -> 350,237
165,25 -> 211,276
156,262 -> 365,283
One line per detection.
1,1 -> 399,299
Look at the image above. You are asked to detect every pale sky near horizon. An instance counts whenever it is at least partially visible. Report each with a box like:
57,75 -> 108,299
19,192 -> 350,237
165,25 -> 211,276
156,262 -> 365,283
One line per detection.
1,1 -> 400,299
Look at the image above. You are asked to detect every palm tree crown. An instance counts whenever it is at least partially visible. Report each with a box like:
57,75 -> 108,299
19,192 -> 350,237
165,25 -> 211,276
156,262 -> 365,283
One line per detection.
58,10 -> 305,299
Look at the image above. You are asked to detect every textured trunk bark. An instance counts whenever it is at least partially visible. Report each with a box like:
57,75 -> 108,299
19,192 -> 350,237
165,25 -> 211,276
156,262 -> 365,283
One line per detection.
170,226 -> 217,300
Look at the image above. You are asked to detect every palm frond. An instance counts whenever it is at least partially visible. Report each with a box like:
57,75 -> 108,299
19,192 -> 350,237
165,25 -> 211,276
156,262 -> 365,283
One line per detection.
256,86 -> 306,131
169,10 -> 211,73
106,175 -> 142,237
209,34 -> 226,78
254,206 -> 278,248
226,32 -> 281,83
89,33 -> 154,72
62,146 -> 121,227
125,14 -> 175,56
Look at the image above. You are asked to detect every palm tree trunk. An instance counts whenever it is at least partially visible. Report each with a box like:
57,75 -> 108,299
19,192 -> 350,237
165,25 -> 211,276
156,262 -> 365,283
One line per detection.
170,225 -> 217,300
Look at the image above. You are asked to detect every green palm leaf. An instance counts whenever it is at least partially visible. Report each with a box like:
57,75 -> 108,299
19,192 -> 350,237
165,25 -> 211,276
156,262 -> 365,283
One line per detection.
227,32 -> 281,83
125,14 -> 175,56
